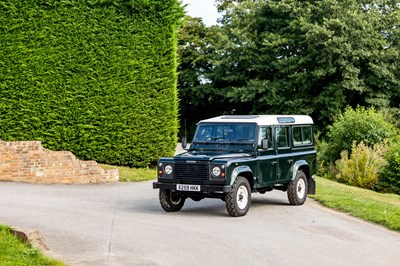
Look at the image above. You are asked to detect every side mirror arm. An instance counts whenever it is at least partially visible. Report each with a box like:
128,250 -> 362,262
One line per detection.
261,139 -> 269,150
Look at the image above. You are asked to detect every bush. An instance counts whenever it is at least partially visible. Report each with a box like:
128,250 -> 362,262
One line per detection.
0,0 -> 184,167
377,142 -> 400,194
335,141 -> 388,190
315,134 -> 334,177
325,106 -> 397,162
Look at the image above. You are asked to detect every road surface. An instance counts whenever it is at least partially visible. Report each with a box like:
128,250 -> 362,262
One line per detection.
0,181 -> 399,265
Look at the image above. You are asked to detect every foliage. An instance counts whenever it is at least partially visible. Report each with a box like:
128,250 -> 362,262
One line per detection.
335,141 -> 388,190
100,164 -> 155,182
315,132 -> 334,176
325,106 -> 397,162
184,0 -> 400,131
177,16 -> 233,139
0,0 -> 184,167
0,225 -> 64,266
311,177 -> 400,231
377,142 -> 400,194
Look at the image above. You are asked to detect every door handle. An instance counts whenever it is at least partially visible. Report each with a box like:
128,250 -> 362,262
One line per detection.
271,161 -> 277,165
287,159 -> 293,163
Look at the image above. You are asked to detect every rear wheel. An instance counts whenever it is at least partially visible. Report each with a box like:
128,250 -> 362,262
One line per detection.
159,189 -> 185,212
225,176 -> 251,217
287,171 -> 308,205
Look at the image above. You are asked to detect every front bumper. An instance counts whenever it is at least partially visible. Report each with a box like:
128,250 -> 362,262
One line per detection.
153,182 -> 232,193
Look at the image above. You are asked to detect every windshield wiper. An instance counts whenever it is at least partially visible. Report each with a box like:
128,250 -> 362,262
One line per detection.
227,139 -> 253,144
205,137 -> 225,142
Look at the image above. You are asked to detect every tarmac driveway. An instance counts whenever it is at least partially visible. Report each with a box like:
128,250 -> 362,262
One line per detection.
0,181 -> 399,266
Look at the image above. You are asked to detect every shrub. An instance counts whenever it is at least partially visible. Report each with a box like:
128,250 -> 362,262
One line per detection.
377,142 -> 400,194
315,135 -> 334,177
335,141 -> 388,190
325,106 -> 397,162
0,0 -> 184,167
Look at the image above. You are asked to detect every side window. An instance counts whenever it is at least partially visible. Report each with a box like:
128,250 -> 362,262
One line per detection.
303,126 -> 312,144
276,126 -> 289,148
293,126 -> 312,146
258,127 -> 273,149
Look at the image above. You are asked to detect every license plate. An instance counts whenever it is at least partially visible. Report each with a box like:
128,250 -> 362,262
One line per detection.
176,184 -> 201,191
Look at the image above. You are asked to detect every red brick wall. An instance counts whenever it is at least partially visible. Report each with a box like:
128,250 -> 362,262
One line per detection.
0,141 -> 119,184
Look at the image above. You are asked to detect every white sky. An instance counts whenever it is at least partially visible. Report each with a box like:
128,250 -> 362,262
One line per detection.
181,0 -> 219,26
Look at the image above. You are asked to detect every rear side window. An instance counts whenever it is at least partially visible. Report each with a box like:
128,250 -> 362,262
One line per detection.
276,126 -> 290,148
293,126 -> 312,146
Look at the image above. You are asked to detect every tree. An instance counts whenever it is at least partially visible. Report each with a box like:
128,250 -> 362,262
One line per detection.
213,0 -> 400,131
177,16 -> 234,138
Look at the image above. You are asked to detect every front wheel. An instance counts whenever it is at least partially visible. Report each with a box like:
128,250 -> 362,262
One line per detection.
287,171 -> 308,205
159,189 -> 185,212
225,176 -> 251,217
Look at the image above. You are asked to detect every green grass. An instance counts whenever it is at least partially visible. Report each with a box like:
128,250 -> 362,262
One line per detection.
0,225 -> 65,266
311,176 -> 400,231
100,164 -> 156,182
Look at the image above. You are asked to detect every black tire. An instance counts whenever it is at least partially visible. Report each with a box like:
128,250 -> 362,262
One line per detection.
159,189 -> 185,212
225,176 -> 251,217
287,170 -> 308,205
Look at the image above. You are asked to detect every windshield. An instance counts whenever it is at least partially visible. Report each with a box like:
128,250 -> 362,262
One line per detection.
193,123 -> 257,143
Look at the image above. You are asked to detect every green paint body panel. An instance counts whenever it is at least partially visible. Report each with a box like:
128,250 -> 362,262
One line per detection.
154,115 -> 317,198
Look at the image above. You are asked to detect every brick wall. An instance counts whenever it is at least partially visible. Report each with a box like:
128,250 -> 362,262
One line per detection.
0,141 -> 119,184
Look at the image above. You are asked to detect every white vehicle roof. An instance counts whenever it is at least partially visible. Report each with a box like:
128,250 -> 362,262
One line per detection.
199,115 -> 314,126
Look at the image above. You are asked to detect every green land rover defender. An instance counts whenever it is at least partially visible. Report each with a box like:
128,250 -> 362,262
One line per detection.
153,115 -> 316,217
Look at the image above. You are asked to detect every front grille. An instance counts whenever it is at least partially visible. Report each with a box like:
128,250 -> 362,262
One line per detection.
174,162 -> 209,183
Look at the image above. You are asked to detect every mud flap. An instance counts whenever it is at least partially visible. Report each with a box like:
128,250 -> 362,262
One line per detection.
308,176 -> 316,195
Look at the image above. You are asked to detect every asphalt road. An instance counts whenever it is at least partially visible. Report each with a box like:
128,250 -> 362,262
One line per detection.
0,181 -> 399,266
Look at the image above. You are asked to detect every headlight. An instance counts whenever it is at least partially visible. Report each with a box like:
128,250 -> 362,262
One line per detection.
212,166 -> 221,177
164,165 -> 173,175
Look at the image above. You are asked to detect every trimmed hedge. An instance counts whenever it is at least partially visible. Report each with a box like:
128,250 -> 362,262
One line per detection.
0,0 -> 183,167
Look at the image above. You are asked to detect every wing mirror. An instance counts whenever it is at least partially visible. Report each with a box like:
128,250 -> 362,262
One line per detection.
181,137 -> 187,149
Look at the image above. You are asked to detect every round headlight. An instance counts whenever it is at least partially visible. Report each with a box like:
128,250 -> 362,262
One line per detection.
212,166 -> 221,177
164,165 -> 173,175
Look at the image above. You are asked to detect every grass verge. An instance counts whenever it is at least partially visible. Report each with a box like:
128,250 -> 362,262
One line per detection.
311,176 -> 400,231
0,225 -> 65,266
100,164 -> 156,182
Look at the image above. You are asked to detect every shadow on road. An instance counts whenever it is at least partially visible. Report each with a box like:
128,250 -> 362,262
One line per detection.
251,195 -> 290,206
125,193 -> 290,218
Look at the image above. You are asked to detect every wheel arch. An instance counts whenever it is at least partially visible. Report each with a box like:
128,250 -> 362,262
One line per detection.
230,165 -> 254,189
292,160 -> 315,195
291,160 -> 310,180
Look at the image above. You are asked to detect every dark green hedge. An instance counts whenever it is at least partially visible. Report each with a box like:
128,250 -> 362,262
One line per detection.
0,0 -> 183,167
